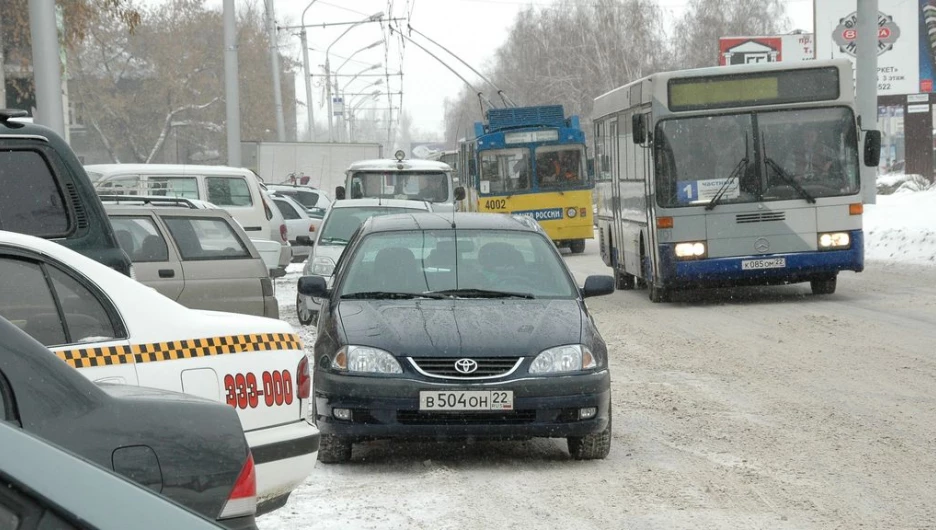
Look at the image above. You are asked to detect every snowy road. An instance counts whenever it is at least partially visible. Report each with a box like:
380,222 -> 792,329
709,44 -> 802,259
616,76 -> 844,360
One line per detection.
261,240 -> 936,530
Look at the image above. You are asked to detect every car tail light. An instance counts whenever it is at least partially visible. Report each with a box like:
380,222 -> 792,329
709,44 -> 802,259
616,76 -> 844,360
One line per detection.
218,453 -> 257,519
309,223 -> 316,233
297,355 -> 311,399
279,224 -> 288,243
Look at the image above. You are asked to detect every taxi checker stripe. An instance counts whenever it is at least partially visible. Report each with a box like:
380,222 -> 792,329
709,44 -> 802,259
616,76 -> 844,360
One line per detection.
55,333 -> 302,368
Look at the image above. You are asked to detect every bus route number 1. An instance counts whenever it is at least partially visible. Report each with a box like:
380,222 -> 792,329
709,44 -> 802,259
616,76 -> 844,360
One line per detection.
484,199 -> 507,210
677,181 -> 698,203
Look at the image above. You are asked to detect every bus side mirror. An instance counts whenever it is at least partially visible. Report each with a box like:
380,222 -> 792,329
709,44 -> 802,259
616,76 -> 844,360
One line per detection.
335,186 -> 346,200
468,159 -> 477,179
632,114 -> 647,144
454,186 -> 466,201
863,130 -> 881,167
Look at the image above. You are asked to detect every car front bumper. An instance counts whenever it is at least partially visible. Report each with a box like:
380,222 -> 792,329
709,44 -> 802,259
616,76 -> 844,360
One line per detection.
245,419 -> 320,515
313,370 -> 611,440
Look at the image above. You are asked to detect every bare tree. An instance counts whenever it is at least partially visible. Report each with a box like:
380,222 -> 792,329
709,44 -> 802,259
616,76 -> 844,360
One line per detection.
674,0 -> 790,69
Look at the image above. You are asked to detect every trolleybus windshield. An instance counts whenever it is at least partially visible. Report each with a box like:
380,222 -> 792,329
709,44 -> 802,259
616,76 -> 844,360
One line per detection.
654,107 -> 859,208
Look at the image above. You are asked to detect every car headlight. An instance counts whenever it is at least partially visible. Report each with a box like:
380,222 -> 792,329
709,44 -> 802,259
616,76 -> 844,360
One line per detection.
332,345 -> 402,374
306,256 -> 335,276
529,344 -> 596,374
818,232 -> 850,249
674,241 -> 707,260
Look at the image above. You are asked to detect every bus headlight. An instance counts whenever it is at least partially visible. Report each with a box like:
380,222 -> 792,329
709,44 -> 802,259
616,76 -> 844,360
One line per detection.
818,232 -> 850,249
674,241 -> 707,259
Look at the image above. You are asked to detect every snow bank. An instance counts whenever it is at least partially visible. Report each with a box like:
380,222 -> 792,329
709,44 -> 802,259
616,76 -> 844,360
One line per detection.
865,188 -> 936,265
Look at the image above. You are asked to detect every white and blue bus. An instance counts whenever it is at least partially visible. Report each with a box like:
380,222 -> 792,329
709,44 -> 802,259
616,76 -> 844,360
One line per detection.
592,59 -> 881,302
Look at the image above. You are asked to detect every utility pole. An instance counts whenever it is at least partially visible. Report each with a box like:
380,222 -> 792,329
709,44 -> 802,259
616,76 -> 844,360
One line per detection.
0,9 -> 7,108
856,0 -> 878,204
300,1 -> 318,141
28,0 -> 65,137
265,0 -> 286,141
223,0 -> 242,166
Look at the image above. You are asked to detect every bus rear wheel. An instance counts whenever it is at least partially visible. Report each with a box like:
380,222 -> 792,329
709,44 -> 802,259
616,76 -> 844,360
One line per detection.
569,239 -> 586,254
810,275 -> 837,295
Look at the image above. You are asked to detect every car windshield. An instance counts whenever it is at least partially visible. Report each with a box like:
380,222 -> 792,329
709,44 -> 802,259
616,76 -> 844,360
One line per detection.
654,107 -> 860,207
349,171 -> 449,202
318,207 -> 426,245
337,230 -> 577,299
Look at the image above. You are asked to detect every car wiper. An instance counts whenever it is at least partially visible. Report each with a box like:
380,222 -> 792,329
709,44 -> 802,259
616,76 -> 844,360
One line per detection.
340,291 -> 449,300
764,157 -> 816,204
425,288 -> 535,299
319,237 -> 349,244
705,156 -> 748,211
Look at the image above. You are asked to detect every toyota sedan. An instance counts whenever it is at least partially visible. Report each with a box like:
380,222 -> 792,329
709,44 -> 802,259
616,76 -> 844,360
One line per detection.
298,212 -> 615,463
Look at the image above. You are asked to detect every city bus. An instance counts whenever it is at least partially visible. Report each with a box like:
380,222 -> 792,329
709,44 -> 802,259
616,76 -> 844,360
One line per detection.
457,105 -> 594,253
592,59 -> 881,302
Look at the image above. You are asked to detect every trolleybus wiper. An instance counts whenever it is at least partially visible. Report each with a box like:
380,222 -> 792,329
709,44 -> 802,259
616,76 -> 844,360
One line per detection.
704,157 -> 748,211
764,157 -> 816,204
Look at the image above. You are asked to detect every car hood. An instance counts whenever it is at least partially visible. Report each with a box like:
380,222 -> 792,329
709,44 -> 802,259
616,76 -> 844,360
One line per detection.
337,299 -> 582,358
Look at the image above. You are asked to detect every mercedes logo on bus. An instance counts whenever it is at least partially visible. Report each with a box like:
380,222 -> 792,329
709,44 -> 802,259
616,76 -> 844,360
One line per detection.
754,238 -> 770,253
454,358 -> 478,374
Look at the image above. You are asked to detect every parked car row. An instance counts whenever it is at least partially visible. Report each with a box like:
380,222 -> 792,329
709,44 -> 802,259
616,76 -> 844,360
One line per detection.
0,110 -> 320,524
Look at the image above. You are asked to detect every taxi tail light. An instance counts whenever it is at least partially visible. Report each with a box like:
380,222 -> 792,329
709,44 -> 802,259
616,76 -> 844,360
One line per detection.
218,453 -> 257,519
297,355 -> 311,399
279,224 -> 288,243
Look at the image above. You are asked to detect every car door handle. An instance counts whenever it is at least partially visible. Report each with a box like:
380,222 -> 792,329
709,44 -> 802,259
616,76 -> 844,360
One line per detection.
158,269 -> 175,278
243,226 -> 262,231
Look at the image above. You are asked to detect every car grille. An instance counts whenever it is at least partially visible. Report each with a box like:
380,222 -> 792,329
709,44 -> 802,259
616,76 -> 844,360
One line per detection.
396,410 -> 536,425
736,211 -> 786,224
408,357 -> 523,379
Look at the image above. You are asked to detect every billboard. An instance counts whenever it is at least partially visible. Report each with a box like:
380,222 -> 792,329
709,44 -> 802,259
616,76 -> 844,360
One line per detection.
815,1 -> 936,95
718,34 -> 815,66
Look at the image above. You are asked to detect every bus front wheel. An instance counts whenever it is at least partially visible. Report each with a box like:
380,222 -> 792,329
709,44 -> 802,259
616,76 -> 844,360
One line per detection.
615,270 -> 635,290
570,239 -> 586,254
810,275 -> 837,295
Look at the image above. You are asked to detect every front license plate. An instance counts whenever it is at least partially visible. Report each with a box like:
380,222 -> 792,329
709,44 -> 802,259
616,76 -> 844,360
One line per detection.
741,257 -> 786,270
419,390 -> 514,411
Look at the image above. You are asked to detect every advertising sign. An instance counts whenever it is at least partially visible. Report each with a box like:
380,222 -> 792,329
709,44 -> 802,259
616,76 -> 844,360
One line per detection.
815,1 -> 934,95
718,34 -> 815,66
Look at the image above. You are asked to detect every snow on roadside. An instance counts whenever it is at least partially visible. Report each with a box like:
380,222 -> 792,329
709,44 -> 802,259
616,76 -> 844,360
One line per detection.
865,188 -> 936,266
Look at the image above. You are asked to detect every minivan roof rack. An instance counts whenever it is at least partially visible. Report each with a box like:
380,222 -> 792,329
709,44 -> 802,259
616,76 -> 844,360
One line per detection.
0,109 -> 29,122
98,194 -> 202,209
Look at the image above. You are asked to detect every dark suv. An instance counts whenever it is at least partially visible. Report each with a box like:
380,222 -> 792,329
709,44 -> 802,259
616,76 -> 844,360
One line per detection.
0,110 -> 131,275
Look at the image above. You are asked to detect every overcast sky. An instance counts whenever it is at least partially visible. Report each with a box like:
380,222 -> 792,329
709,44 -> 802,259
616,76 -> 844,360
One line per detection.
204,0 -> 814,141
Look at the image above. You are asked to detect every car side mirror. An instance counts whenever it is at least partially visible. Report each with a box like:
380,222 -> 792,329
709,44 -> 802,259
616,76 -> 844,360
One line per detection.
335,186 -> 346,200
298,275 -> 330,298
454,186 -> 466,201
864,130 -> 881,167
581,275 -> 614,298
632,114 -> 647,144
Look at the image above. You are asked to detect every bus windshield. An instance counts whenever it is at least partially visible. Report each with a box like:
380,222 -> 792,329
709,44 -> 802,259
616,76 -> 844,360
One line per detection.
655,107 -> 860,208
535,146 -> 585,189
480,148 -> 531,194
349,171 -> 449,203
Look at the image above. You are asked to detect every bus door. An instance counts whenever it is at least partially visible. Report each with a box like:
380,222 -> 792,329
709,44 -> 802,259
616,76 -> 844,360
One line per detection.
609,118 -> 625,270
638,111 -> 661,282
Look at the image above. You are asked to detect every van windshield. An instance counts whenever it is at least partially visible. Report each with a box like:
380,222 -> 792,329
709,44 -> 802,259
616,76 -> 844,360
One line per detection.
349,171 -> 449,203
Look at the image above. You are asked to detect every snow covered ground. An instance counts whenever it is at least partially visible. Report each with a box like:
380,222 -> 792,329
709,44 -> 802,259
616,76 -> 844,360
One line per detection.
865,187 -> 936,265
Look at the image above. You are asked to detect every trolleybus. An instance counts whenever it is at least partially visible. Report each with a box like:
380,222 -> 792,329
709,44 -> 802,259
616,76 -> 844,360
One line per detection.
593,59 -> 880,301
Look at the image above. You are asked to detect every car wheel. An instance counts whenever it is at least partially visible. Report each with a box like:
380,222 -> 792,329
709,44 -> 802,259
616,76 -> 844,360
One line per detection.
296,294 -> 317,326
615,270 -> 635,290
318,434 -> 352,464
569,239 -> 586,254
810,275 -> 837,295
568,407 -> 612,460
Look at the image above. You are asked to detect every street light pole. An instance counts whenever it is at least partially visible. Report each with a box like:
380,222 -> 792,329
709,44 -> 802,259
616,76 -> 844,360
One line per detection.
223,0 -> 242,166
27,0 -> 65,137
264,0 -> 286,141
325,12 -> 383,142
300,1 -> 318,141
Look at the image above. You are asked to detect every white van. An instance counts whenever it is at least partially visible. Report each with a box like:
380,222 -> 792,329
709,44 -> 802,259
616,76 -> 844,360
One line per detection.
85,164 -> 275,237
337,151 -> 463,213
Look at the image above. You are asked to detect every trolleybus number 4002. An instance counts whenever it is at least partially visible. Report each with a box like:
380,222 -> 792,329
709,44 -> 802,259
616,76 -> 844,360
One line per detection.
419,390 -> 514,411
741,258 -> 786,270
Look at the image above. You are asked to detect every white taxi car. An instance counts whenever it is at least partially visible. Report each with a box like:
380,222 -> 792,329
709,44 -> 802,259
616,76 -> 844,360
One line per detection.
0,230 -> 318,515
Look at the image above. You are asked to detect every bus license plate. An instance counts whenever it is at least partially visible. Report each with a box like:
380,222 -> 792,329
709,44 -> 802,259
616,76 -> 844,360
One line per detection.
419,390 -> 513,411
741,257 -> 786,270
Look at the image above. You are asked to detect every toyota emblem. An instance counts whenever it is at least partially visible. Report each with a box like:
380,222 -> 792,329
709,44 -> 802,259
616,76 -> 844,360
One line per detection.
754,238 -> 770,253
454,358 -> 478,374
